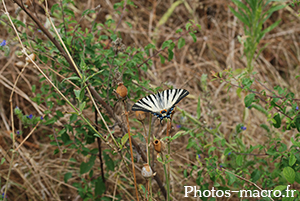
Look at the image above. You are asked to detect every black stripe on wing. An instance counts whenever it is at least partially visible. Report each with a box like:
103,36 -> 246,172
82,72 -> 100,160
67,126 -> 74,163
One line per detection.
173,89 -> 189,105
132,94 -> 159,113
131,106 -> 152,113
131,102 -> 152,113
147,95 -> 157,109
171,89 -> 179,102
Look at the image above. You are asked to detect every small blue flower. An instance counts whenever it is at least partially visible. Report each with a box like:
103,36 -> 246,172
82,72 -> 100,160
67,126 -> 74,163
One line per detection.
176,124 -> 182,128
220,165 -> 223,168
16,130 -> 20,135
241,126 -> 247,131
228,152 -> 231,155
197,154 -> 201,159
27,114 -> 33,119
296,106 -> 299,110
40,116 -> 44,120
2,193 -> 7,198
38,29 -> 42,32
0,40 -> 6,47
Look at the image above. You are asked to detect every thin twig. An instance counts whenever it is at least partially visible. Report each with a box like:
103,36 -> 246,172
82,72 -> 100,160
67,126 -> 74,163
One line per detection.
124,101 -> 139,201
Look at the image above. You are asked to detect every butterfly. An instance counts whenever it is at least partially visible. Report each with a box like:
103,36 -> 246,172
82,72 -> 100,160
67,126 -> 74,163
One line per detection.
132,89 -> 189,122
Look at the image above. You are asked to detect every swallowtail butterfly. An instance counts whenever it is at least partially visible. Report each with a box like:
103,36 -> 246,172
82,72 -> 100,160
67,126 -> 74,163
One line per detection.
132,89 -> 189,122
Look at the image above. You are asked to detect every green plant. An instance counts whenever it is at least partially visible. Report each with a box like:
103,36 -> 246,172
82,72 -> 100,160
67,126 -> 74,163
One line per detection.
229,0 -> 284,73
1,0 -> 199,200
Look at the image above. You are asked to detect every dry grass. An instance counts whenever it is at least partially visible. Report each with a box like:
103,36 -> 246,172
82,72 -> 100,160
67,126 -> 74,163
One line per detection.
1,0 -> 300,200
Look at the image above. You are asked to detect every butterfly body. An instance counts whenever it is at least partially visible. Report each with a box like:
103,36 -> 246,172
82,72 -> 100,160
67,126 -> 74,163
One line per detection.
132,89 -> 189,122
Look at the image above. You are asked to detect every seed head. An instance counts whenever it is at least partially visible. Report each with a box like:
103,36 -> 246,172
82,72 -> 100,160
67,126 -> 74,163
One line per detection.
115,82 -> 127,99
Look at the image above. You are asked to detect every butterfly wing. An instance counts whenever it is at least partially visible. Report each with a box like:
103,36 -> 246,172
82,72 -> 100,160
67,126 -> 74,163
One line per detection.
131,89 -> 189,114
162,89 -> 189,109
131,93 -> 162,113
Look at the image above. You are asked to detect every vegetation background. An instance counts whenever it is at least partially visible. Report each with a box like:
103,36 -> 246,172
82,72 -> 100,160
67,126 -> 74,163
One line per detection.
0,0 -> 300,200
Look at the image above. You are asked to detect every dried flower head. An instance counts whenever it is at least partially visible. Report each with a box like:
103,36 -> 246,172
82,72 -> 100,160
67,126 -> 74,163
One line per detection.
111,38 -> 126,53
153,139 -> 165,153
141,163 -> 153,179
115,82 -> 127,99
135,111 -> 146,122
14,61 -> 25,68
25,53 -> 36,64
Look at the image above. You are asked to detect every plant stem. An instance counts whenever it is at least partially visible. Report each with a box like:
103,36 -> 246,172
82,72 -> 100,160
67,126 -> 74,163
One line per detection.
166,120 -> 171,201
124,103 -> 139,201
161,153 -> 169,201
147,115 -> 152,200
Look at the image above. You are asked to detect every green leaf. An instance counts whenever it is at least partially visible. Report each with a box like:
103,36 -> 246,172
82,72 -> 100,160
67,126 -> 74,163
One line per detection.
295,172 -> 300,184
74,89 -> 81,100
224,148 -> 231,156
251,104 -> 268,116
103,152 -> 115,171
242,77 -> 253,88
32,85 -> 36,93
172,131 -> 187,141
231,0 -> 251,15
95,177 -> 106,196
79,87 -> 86,102
185,22 -> 192,30
266,4 -> 286,16
51,3 -> 60,14
162,40 -> 172,49
64,172 -> 72,183
61,132 -> 71,144
12,19 -> 26,28
79,101 -> 86,113
178,38 -> 185,49
168,48 -> 174,61
244,93 -> 256,107
229,7 -> 250,27
84,69 -> 104,82
145,43 -> 156,51
295,116 -> 300,132
176,28 -> 183,33
262,20 -> 280,36
225,171 -> 236,185
260,124 -> 270,132
186,138 -> 196,149
125,21 -> 132,28
44,117 -> 56,125
70,114 -> 78,123
251,169 -> 261,183
197,96 -> 201,119
272,113 -> 281,128
283,167 -> 295,184
291,137 -> 300,147
56,110 -> 64,118
121,133 -> 129,146
189,32 -> 197,42
236,155 -> 243,166
183,169 -> 188,178
80,155 -> 96,174
159,54 -> 165,64
273,185 -> 288,193
208,146 -> 216,154
289,154 -> 297,166
82,9 -> 96,16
